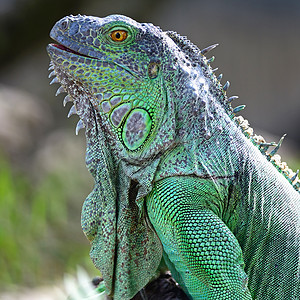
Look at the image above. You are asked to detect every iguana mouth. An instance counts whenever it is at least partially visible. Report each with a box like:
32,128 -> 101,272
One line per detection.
50,43 -> 94,59
52,43 -> 77,54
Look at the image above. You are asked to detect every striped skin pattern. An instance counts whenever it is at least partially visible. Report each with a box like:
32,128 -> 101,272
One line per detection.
47,14 -> 300,299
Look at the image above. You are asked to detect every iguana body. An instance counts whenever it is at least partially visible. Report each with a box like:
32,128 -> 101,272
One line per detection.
47,14 -> 300,299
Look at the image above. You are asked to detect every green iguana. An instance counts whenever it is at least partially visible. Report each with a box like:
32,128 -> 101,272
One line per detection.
47,14 -> 300,300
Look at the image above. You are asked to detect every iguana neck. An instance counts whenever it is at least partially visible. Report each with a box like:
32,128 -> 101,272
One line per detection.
166,57 -> 231,145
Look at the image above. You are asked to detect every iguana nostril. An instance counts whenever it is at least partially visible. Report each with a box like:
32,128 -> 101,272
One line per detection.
60,19 -> 69,31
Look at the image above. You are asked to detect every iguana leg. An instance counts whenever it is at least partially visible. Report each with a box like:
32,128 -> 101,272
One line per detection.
146,176 -> 252,300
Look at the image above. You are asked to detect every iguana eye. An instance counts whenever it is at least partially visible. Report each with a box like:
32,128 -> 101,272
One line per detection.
110,30 -> 128,42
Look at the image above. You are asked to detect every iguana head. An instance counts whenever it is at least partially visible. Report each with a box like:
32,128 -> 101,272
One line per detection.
47,14 -> 177,166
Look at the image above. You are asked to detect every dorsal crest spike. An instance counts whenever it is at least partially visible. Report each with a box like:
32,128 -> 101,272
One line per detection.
228,95 -> 239,102
207,56 -> 215,64
223,81 -> 230,91
217,74 -> 223,81
291,170 -> 299,182
201,43 -> 219,55
259,142 -> 277,154
233,105 -> 246,114
270,134 -> 287,157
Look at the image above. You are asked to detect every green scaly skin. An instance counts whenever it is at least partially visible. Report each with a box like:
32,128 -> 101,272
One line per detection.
47,14 -> 300,300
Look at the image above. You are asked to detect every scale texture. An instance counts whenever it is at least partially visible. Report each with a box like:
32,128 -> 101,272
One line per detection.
47,14 -> 300,300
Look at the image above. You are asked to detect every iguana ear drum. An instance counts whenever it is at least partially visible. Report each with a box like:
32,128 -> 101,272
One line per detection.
148,60 -> 160,79
122,108 -> 152,150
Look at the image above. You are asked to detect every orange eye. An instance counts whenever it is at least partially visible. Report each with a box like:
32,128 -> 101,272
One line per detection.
110,30 -> 128,42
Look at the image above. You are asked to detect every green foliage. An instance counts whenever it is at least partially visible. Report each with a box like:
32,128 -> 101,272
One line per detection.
0,154 -> 95,289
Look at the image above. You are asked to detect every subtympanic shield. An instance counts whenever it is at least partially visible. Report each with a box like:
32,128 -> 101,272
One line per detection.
122,108 -> 152,150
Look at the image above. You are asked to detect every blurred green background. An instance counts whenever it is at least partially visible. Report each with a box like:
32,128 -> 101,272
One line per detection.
0,0 -> 300,296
